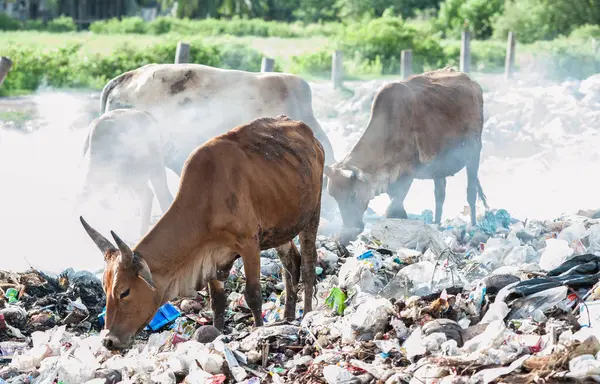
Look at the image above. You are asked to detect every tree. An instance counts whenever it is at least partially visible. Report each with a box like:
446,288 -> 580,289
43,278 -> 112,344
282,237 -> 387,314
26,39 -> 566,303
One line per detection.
292,0 -> 338,23
436,0 -> 504,39
492,0 -> 600,43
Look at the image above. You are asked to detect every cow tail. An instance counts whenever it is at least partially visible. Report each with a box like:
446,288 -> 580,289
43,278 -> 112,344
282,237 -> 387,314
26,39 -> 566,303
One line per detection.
82,129 -> 90,157
99,71 -> 132,116
477,178 -> 489,211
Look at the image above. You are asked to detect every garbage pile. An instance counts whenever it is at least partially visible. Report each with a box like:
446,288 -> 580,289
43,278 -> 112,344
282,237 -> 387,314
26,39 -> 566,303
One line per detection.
4,209 -> 600,383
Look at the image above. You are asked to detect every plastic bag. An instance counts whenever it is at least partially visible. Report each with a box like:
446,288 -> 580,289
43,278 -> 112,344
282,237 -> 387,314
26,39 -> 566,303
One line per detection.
338,257 -> 380,294
325,287 -> 347,315
539,239 -> 574,271
349,298 -> 395,341
508,285 -> 568,322
558,221 -> 589,244
588,225 -> 600,256
370,219 -> 448,256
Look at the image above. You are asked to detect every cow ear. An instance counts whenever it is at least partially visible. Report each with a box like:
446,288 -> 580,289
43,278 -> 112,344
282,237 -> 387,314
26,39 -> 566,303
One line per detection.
133,252 -> 157,291
323,165 -> 334,178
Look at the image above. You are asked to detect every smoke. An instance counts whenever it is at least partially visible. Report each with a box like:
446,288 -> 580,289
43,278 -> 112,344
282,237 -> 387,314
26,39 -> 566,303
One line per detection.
1,72 -> 600,274
0,90 -> 180,274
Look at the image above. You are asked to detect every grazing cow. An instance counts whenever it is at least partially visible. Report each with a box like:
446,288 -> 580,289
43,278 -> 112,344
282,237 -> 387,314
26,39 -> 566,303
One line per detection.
79,109 -> 174,236
324,68 -> 489,244
99,63 -> 336,175
80,115 -> 324,350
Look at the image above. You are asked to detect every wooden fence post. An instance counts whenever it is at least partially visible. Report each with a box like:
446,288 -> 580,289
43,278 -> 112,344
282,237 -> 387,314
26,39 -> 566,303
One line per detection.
261,57 -> 274,72
460,30 -> 471,74
504,31 -> 516,80
175,42 -> 190,64
332,50 -> 343,89
400,49 -> 412,79
0,56 -> 13,87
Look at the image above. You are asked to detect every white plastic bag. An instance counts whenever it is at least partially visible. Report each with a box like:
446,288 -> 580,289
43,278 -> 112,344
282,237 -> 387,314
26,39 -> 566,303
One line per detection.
588,225 -> 600,255
539,239 -> 574,271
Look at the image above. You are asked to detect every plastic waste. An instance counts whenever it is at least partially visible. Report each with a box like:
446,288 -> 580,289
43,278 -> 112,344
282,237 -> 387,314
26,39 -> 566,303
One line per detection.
588,225 -> 600,256
480,300 -> 510,324
5,288 -> 19,303
407,209 -> 434,224
349,298 -> 395,341
318,248 -> 339,271
508,285 -> 568,322
402,327 -> 426,362
370,219 -> 448,256
539,238 -> 574,271
478,209 -> 512,235
558,221 -> 589,245
325,287 -> 347,315
260,257 -> 282,277
323,365 -> 356,384
338,257 -> 381,294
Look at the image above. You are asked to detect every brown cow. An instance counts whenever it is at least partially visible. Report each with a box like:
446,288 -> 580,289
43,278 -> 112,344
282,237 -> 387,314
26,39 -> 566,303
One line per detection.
80,114 -> 324,350
79,109 -> 174,236
324,68 -> 489,244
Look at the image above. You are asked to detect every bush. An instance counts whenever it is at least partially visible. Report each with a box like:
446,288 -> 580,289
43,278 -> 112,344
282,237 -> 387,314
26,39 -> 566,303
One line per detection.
0,39 -> 267,96
569,24 -> 600,40
90,16 -> 148,34
441,39 -> 506,72
289,50 -> 332,76
339,16 -> 445,74
436,0 -> 504,39
0,12 -> 21,31
46,15 -> 77,32
89,16 -> 339,37
526,38 -> 600,80
491,0 -> 552,43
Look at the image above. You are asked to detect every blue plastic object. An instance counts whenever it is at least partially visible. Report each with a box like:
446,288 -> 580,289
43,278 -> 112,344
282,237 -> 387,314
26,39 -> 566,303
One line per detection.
407,209 -> 434,224
145,303 -> 181,331
357,250 -> 374,260
97,302 -> 181,332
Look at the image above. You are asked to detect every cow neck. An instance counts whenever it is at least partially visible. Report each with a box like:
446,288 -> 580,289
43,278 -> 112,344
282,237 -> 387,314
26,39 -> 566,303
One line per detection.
132,205 -> 203,300
342,115 -> 387,176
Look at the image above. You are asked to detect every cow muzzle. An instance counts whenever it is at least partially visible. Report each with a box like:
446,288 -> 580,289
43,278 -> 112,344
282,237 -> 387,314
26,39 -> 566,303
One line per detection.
102,333 -> 132,351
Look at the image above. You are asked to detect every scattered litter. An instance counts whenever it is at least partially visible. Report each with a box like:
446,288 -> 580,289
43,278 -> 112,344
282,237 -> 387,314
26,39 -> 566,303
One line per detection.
4,201 -> 600,383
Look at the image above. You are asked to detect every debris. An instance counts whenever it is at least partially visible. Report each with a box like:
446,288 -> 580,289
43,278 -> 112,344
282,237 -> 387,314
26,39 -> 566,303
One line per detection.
5,211 -> 600,383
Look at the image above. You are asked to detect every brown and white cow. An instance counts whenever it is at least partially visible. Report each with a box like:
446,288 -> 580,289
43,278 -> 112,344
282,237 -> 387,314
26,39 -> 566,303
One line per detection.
80,115 -> 324,350
324,68 -> 489,244
99,63 -> 336,175
79,109 -> 174,236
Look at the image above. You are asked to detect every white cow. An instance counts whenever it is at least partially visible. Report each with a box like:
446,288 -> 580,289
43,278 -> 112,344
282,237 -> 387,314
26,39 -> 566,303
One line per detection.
99,63 -> 336,176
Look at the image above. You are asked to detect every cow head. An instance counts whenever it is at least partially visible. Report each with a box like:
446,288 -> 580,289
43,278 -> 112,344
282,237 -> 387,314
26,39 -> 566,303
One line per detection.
324,164 -> 372,244
80,216 -> 160,351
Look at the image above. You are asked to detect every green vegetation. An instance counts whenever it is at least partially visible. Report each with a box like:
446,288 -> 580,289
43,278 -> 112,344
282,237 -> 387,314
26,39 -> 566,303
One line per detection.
0,0 -> 599,96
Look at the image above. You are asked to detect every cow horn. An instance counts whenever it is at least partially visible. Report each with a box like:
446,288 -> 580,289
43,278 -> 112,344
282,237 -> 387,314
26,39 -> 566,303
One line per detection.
110,230 -> 133,265
80,216 -> 116,254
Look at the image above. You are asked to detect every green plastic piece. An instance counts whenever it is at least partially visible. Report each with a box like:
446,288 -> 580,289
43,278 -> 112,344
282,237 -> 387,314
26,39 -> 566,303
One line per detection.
325,287 -> 347,315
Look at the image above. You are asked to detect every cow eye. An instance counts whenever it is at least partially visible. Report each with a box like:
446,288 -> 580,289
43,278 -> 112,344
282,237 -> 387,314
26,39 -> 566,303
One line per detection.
349,191 -> 356,202
120,289 -> 130,299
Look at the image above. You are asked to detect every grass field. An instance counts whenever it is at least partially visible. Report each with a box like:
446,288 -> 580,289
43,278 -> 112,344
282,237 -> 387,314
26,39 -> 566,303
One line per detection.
0,31 -> 332,59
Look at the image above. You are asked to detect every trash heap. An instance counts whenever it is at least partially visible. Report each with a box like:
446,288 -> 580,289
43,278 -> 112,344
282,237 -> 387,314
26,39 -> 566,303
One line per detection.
5,209 -> 600,383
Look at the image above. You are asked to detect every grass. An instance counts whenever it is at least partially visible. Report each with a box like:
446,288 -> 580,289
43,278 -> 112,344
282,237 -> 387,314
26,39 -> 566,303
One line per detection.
0,110 -> 34,122
0,31 -> 330,59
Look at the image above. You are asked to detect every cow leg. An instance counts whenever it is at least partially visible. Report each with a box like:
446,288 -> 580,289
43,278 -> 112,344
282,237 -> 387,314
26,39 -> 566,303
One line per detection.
276,241 -> 301,321
385,175 -> 414,219
466,149 -> 482,226
149,166 -> 174,214
132,183 -> 154,236
434,177 -> 447,224
208,279 -> 226,332
240,244 -> 264,327
299,208 -> 320,317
